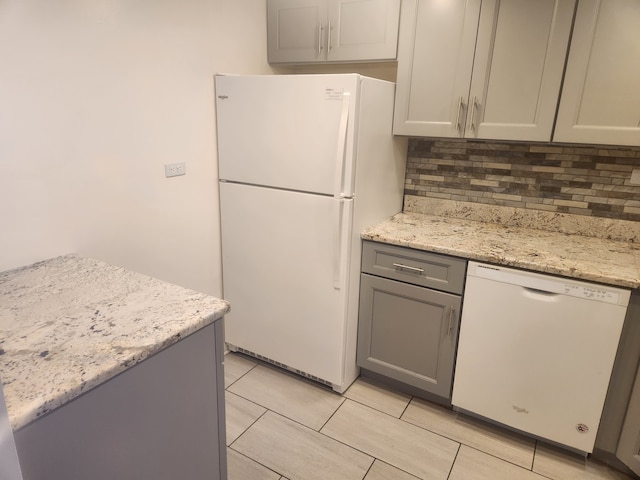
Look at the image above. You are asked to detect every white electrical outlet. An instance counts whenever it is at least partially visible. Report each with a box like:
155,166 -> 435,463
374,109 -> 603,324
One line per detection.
164,162 -> 186,178
630,169 -> 640,186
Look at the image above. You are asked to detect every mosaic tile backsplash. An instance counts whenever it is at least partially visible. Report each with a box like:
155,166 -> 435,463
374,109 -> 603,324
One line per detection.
405,139 -> 640,222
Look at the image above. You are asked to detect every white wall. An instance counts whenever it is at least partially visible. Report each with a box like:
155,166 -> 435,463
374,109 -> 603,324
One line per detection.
0,0 -> 273,295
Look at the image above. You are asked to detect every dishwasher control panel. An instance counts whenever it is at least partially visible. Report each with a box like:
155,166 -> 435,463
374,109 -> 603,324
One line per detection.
470,262 -> 630,306
563,284 -> 620,302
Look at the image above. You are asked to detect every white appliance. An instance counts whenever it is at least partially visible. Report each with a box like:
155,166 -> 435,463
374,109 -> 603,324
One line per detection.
452,262 -> 631,453
215,74 -> 405,393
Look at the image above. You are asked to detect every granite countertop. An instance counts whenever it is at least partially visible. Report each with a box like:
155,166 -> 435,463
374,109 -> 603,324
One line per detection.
0,254 -> 230,431
362,198 -> 640,289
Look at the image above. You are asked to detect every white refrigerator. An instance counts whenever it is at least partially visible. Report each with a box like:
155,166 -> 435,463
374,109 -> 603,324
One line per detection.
215,74 -> 406,392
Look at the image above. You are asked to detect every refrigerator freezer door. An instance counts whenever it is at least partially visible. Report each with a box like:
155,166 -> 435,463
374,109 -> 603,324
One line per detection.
215,74 -> 358,197
220,182 -> 353,387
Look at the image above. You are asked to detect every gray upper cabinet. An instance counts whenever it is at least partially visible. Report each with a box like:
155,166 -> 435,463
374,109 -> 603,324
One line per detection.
267,0 -> 401,64
393,0 -> 575,141
554,0 -> 640,147
393,0 -> 479,138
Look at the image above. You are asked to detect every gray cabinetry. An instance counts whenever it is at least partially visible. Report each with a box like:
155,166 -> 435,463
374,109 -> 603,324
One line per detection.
595,291 -> 640,476
617,363 -> 640,476
357,241 -> 466,400
14,321 -> 227,480
393,0 -> 575,141
267,0 -> 400,64
554,0 -> 640,146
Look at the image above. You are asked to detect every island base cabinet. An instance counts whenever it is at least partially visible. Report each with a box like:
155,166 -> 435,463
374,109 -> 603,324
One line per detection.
14,321 -> 226,480
357,273 -> 461,400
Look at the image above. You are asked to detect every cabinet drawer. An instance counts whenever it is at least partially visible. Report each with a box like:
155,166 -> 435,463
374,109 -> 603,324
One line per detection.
361,241 -> 466,294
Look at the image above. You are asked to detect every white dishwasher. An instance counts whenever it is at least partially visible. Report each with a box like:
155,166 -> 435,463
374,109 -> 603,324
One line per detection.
452,262 -> 630,454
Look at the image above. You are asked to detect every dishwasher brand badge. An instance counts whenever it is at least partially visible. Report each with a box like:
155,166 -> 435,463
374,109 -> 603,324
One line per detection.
512,405 -> 529,414
478,265 -> 501,271
325,88 -> 344,100
576,423 -> 589,434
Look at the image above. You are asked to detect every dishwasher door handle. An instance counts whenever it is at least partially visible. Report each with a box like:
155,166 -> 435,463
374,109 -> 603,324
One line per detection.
522,287 -> 560,302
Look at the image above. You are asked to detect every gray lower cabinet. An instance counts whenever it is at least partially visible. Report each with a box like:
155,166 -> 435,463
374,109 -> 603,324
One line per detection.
357,241 -> 466,400
14,320 -> 227,480
617,363 -> 640,476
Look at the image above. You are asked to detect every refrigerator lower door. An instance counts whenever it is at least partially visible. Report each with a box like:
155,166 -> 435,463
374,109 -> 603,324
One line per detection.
220,182 -> 352,388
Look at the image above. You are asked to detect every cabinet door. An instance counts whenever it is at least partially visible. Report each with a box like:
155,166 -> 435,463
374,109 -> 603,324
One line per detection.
468,0 -> 575,141
357,273 -> 461,399
393,0 -> 480,136
554,0 -> 640,146
267,0 -> 328,64
326,0 -> 400,62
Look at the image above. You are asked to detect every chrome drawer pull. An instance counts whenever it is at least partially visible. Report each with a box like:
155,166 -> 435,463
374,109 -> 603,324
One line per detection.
448,307 -> 455,337
318,23 -> 324,55
470,95 -> 479,131
392,263 -> 424,274
455,96 -> 464,132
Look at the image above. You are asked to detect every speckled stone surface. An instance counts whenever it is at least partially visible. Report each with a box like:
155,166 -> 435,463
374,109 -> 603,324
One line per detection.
404,195 -> 640,243
0,254 -> 230,431
363,198 -> 640,289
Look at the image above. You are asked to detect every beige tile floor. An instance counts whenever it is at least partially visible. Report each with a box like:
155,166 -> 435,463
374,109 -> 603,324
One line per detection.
223,352 -> 636,480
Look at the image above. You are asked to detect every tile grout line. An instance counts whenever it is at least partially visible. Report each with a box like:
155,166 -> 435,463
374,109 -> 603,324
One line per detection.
446,443 -> 462,480
461,444 -> 551,479
223,352 -> 259,389
398,395 -> 414,419
227,444 -> 284,479
317,395 -> 347,431
530,440 -> 557,480
226,407 -> 269,449
359,456 -> 375,480
343,395 -> 410,420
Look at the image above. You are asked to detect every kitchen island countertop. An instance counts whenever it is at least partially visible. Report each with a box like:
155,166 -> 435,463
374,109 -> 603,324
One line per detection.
362,207 -> 640,289
0,254 -> 230,431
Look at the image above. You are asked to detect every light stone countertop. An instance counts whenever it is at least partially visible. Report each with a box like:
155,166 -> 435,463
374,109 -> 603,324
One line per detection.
362,208 -> 640,289
0,254 -> 230,431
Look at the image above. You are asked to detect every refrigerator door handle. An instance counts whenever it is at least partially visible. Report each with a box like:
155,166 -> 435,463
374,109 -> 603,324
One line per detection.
333,92 -> 351,200
333,198 -> 352,290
